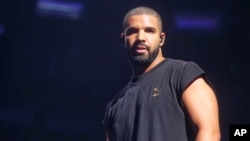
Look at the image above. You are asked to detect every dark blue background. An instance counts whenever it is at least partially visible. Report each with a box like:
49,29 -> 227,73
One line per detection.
0,0 -> 249,140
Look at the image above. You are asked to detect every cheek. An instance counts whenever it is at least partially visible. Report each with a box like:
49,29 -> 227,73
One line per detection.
126,37 -> 135,47
153,37 -> 161,46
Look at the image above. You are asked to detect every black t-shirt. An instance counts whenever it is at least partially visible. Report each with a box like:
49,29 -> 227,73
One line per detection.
103,58 -> 207,141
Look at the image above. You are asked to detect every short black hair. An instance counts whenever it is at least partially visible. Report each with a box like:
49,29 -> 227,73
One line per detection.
123,6 -> 163,32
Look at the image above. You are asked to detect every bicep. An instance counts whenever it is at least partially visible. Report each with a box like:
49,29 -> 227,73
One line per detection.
182,77 -> 220,131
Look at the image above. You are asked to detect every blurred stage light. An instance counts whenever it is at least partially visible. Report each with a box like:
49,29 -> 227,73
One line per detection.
36,0 -> 84,19
173,10 -> 221,32
0,22 -> 4,36
175,16 -> 219,30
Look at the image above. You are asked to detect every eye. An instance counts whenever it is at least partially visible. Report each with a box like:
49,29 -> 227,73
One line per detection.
145,27 -> 156,33
126,27 -> 138,36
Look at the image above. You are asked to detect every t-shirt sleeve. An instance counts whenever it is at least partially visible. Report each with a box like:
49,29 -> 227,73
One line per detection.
179,61 -> 205,94
102,101 -> 112,130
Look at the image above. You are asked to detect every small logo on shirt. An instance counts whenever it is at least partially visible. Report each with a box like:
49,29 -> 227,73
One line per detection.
152,88 -> 160,97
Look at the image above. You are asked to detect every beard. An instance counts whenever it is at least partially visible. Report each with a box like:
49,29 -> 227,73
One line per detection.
128,44 -> 160,67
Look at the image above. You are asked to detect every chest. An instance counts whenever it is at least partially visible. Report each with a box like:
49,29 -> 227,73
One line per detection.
109,77 -> 183,125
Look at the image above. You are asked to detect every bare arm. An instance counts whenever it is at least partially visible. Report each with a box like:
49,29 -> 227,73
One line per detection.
182,77 -> 221,141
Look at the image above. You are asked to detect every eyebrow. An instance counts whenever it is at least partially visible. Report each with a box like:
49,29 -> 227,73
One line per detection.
126,26 -> 157,32
145,26 -> 157,32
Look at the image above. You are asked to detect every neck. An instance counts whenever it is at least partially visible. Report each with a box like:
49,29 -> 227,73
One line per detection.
131,54 -> 165,77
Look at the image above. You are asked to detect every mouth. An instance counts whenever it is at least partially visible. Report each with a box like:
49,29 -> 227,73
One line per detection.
136,48 -> 147,53
134,45 -> 148,54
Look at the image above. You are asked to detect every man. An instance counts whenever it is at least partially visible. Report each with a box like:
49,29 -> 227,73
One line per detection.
103,6 -> 220,141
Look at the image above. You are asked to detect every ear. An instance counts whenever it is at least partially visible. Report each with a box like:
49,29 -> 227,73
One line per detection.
159,32 -> 166,47
120,33 -> 125,46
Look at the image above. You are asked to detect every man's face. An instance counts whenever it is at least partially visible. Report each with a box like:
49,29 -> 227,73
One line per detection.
122,15 -> 164,66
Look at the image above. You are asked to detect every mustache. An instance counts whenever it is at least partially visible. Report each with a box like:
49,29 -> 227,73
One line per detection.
131,42 -> 149,50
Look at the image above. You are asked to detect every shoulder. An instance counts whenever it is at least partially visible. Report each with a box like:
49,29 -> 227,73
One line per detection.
105,83 -> 130,110
165,58 -> 206,93
164,58 -> 202,72
166,58 -> 197,66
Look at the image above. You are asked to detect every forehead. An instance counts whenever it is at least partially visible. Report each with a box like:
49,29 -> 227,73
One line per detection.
125,15 -> 160,30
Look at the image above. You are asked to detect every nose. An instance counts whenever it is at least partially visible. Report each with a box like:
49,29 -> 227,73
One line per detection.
137,30 -> 145,42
